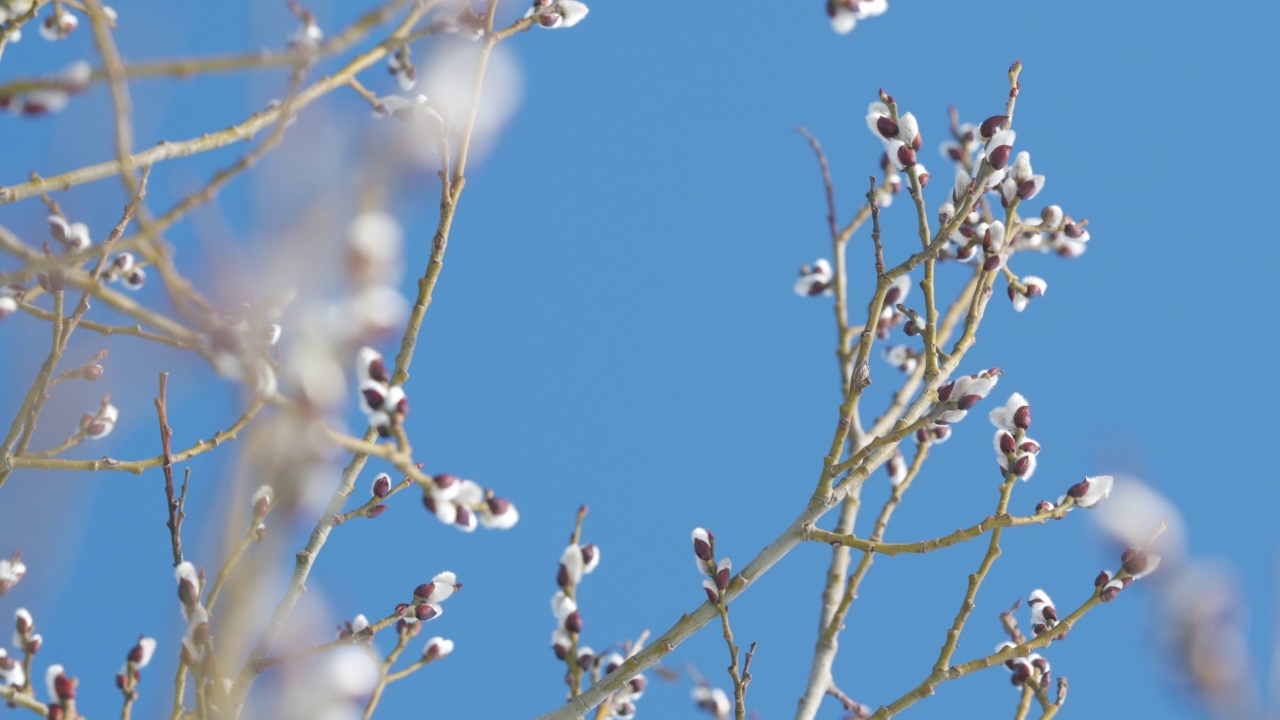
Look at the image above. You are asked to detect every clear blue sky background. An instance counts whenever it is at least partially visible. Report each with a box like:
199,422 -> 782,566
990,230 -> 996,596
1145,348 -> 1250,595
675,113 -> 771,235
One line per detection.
1,2 -> 1278,719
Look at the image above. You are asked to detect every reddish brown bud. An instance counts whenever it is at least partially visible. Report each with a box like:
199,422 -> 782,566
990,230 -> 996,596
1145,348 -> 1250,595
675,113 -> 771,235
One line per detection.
394,602 -> 411,617
982,254 -> 1002,271
82,364 -> 104,381
988,145 -> 1012,170
1012,455 -> 1031,476
361,387 -> 385,411
365,504 -> 389,519
896,144 -> 917,169
178,578 -> 199,608
1019,439 -> 1040,455
629,675 -> 648,695
998,432 -> 1016,455
1066,479 -> 1090,499
979,115 -> 1007,139
876,116 -> 899,139
1010,662 -> 1031,686
1121,548 -> 1148,576
1013,405 -> 1031,430
564,609 -> 583,633
911,132 -> 923,152
367,357 -> 389,384
1035,500 -> 1055,515
373,475 -> 391,498
937,381 -> 955,402
703,584 -> 719,603
487,496 -> 511,516
716,567 -> 731,592
1064,222 -> 1085,238
1094,570 -> 1112,588
693,533 -> 714,562
957,393 -> 982,410
454,505 -> 473,528
415,604 -> 438,622
413,583 -> 436,601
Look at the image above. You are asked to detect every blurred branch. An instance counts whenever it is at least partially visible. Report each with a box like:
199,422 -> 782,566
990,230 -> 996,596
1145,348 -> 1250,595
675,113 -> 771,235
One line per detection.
805,498 -> 1075,556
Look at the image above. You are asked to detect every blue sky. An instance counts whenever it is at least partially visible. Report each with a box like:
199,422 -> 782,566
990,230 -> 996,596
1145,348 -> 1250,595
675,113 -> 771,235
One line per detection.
1,1 -> 1278,719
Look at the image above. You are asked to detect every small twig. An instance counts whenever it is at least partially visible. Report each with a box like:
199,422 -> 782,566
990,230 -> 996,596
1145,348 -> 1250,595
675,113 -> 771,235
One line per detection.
1000,599 -> 1026,645
1013,684 -> 1035,720
867,177 -> 885,276
11,401 -> 264,473
797,127 -> 839,241
805,498 -> 1075,556
156,373 -> 185,567
254,612 -> 401,671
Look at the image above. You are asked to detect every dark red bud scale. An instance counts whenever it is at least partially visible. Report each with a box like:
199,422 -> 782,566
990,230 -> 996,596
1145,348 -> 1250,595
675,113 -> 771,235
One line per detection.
1121,548 -> 1148,575
896,145 -> 917,169
564,610 -> 583,633
1064,223 -> 1085,238
937,382 -> 955,402
455,505 -> 473,528
703,584 -> 719,603
693,533 -> 714,561
367,357 -> 389,384
1035,500 -> 1055,514
373,476 -> 391,498
876,116 -> 899,139
982,255 -> 1002,271
414,583 -> 435,601
918,171 -> 930,187
83,364 -> 104,381
557,563 -> 571,587
178,579 -> 199,607
999,432 -> 1016,455
361,387 -> 386,411
1014,406 -> 1031,430
415,604 -> 438,622
1067,479 -> 1090,499
1094,570 -> 1112,587
911,132 -> 923,151
1017,180 -> 1038,200
958,394 -> 982,410
988,145 -> 1013,170
1013,456 -> 1031,476
364,503 -> 387,518
716,567 -> 731,592
1010,662 -> 1031,686
979,115 -> 1007,139
580,544 -> 597,565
